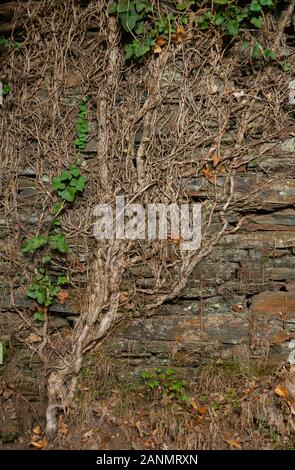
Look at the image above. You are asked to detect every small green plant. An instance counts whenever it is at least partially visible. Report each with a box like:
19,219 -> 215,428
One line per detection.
27,269 -> 68,308
0,36 -> 22,48
21,232 -> 68,255
141,367 -> 189,402
21,235 -> 48,254
280,62 -> 293,73
52,166 -> 87,203
195,0 -> 275,37
22,96 -> 89,318
109,0 -> 290,65
1,84 -> 11,97
75,96 -> 89,150
109,1 -> 183,61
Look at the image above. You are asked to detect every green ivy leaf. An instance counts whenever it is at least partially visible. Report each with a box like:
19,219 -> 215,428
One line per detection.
59,186 -> 77,202
41,255 -> 51,264
52,176 -> 66,190
135,21 -> 145,34
214,12 -> 225,26
117,0 -> 131,13
264,48 -> 276,60
250,16 -> 264,28
60,170 -> 72,181
252,41 -> 262,59
36,288 -> 46,305
176,2 -> 190,11
180,393 -> 189,402
281,62 -> 292,73
34,311 -> 45,321
124,43 -> 134,60
108,2 -> 118,14
133,40 -> 151,58
77,121 -> 88,133
260,0 -> 273,6
53,201 -> 62,214
57,275 -> 68,286
21,235 -> 47,254
250,0 -> 262,12
48,233 -> 68,254
2,84 -> 11,96
70,167 -> 80,177
70,175 -> 87,192
120,11 -> 140,31
226,20 -> 239,36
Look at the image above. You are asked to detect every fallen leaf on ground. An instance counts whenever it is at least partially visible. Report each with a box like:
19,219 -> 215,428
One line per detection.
57,289 -> 69,304
33,425 -> 42,436
275,384 -> 289,400
30,439 -> 47,449
154,44 -> 162,54
176,26 -> 185,42
82,429 -> 94,441
27,333 -> 42,343
225,438 -> 241,449
58,417 -> 68,436
202,165 -> 215,182
197,406 -> 207,415
212,153 -> 221,167
156,35 -> 166,47
275,383 -> 295,414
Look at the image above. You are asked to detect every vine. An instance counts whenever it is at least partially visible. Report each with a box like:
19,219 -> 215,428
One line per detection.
21,97 -> 89,321
109,0 -> 294,67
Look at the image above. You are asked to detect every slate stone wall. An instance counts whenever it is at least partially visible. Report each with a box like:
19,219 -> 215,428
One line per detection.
1,2 -> 295,377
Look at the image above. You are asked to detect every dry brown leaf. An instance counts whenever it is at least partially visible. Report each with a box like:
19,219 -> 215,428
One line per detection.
275,384 -> 289,399
195,416 -> 203,426
30,439 -> 47,449
275,383 -> 295,414
189,399 -> 198,410
33,425 -> 42,436
82,429 -> 94,441
202,165 -> 215,182
119,291 -> 129,303
57,288 -> 69,305
176,26 -> 185,42
156,35 -> 166,47
271,332 -> 293,345
225,438 -> 241,449
212,153 -> 221,167
197,406 -> 207,415
27,333 -> 42,343
154,44 -> 162,54
58,417 -> 68,436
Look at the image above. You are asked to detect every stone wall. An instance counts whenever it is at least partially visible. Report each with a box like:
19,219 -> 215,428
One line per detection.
1,1 -> 295,379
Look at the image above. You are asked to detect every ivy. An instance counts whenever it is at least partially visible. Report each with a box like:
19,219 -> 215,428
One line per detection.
109,1 -> 292,64
27,270 -> 68,309
75,96 -> 89,150
195,0 -> 274,37
22,97 -> 89,319
1,84 -> 11,97
21,235 -> 48,254
52,166 -> 87,202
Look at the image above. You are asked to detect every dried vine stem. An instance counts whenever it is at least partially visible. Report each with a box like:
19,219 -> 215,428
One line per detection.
1,0 -> 293,443
45,13 -> 123,441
